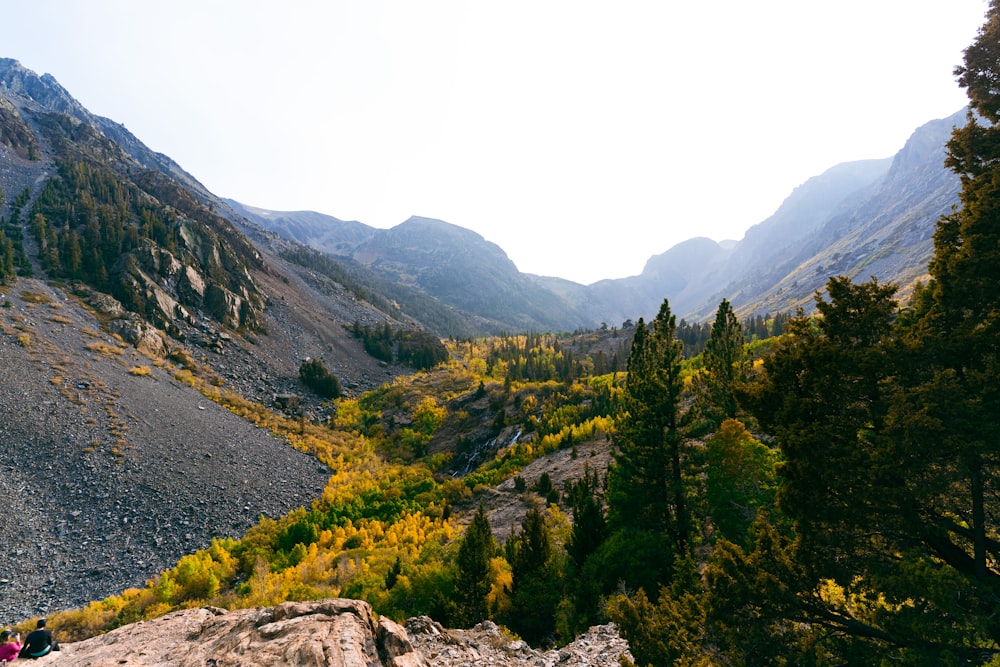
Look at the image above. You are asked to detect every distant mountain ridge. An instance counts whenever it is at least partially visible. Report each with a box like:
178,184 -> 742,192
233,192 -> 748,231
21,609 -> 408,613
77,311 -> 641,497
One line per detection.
688,111 -> 962,319
232,205 -> 596,333
238,108 -> 963,327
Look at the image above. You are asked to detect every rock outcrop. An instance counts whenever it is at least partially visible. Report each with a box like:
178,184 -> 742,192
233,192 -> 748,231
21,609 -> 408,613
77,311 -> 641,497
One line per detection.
35,599 -> 425,667
30,599 -> 631,666
406,616 -> 633,666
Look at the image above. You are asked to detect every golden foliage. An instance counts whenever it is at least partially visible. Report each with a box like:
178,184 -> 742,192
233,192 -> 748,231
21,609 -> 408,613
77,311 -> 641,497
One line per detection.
85,340 -> 125,356
53,327 -> 628,642
19,291 -> 51,304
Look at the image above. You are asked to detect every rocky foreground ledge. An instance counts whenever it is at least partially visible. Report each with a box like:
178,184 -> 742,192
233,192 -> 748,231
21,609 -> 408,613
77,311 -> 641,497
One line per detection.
32,598 -> 632,666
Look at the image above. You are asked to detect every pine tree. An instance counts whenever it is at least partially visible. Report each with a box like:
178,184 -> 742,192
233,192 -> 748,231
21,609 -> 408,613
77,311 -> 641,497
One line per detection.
562,465 -> 608,632
701,298 -> 745,423
895,0 -> 1000,619
454,504 -> 496,626
504,506 -> 559,645
749,277 -> 899,580
299,358 -> 341,399
606,298 -> 690,553
565,465 -> 606,569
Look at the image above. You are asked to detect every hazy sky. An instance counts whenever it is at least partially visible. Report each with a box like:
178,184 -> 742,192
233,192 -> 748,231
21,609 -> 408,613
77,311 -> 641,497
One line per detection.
4,1 -> 988,284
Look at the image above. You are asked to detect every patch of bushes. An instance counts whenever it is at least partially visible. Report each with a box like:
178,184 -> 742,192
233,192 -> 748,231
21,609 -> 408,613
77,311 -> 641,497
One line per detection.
299,358 -> 341,399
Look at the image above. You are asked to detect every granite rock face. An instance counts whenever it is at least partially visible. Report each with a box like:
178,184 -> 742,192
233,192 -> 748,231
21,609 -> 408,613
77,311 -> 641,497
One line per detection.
31,599 -> 631,666
36,599 -> 425,667
405,616 -> 633,667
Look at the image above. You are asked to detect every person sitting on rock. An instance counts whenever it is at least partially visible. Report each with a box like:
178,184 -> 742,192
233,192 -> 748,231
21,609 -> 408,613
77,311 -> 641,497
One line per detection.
0,629 -> 21,663
17,619 -> 57,660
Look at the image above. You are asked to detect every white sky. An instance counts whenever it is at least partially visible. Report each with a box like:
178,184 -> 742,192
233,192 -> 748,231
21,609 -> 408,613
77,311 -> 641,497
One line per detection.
4,1 -> 988,285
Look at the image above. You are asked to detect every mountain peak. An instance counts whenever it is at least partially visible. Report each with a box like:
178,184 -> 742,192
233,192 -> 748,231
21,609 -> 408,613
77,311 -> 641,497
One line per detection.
397,215 -> 477,236
0,58 -> 90,121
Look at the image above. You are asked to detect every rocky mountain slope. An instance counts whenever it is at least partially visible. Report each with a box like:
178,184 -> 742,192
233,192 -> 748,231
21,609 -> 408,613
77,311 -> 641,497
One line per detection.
0,59 -> 419,620
0,275 -> 331,621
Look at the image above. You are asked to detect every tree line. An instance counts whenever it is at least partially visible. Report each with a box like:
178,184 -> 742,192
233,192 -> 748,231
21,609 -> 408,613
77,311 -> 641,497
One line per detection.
0,186 -> 34,283
350,320 -> 450,371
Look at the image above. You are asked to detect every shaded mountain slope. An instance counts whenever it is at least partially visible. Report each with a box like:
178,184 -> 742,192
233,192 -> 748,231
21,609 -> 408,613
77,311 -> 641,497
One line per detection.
684,109 -> 963,319
233,207 -> 596,334
352,216 -> 591,333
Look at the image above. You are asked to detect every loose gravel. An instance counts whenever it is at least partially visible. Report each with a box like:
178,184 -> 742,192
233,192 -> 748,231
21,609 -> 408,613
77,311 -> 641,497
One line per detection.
0,277 -> 331,622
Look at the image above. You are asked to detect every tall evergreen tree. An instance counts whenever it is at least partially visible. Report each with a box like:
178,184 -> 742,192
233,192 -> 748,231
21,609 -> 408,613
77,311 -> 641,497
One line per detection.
454,504 -> 496,627
750,277 -> 900,580
886,0 -> 1000,640
701,298 -> 745,424
504,506 -> 560,645
929,1 -> 1000,584
607,298 -> 690,553
561,465 -> 608,632
745,276 -> 1000,659
565,465 -> 607,569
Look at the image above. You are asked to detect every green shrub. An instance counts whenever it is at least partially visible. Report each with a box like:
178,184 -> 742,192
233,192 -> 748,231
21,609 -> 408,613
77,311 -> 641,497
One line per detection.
299,358 -> 341,399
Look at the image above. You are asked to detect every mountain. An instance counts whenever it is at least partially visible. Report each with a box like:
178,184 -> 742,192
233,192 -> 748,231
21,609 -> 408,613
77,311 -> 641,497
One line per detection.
242,111 -> 964,328
350,216 -> 594,332
672,158 -> 894,315
0,58 -> 424,619
232,206 -> 595,334
682,111 -> 962,319
226,199 -> 376,256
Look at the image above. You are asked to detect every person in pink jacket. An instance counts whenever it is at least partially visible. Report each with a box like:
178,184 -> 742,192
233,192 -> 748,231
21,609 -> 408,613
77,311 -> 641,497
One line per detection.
0,629 -> 21,663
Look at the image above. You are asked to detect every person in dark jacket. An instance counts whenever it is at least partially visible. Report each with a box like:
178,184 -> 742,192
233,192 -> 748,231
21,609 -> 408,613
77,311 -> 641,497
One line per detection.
17,619 -> 57,660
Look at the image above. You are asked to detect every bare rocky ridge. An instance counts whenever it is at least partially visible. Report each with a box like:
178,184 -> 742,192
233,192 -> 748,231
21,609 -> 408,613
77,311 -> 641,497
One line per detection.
26,598 -> 631,666
32,599 -> 422,667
